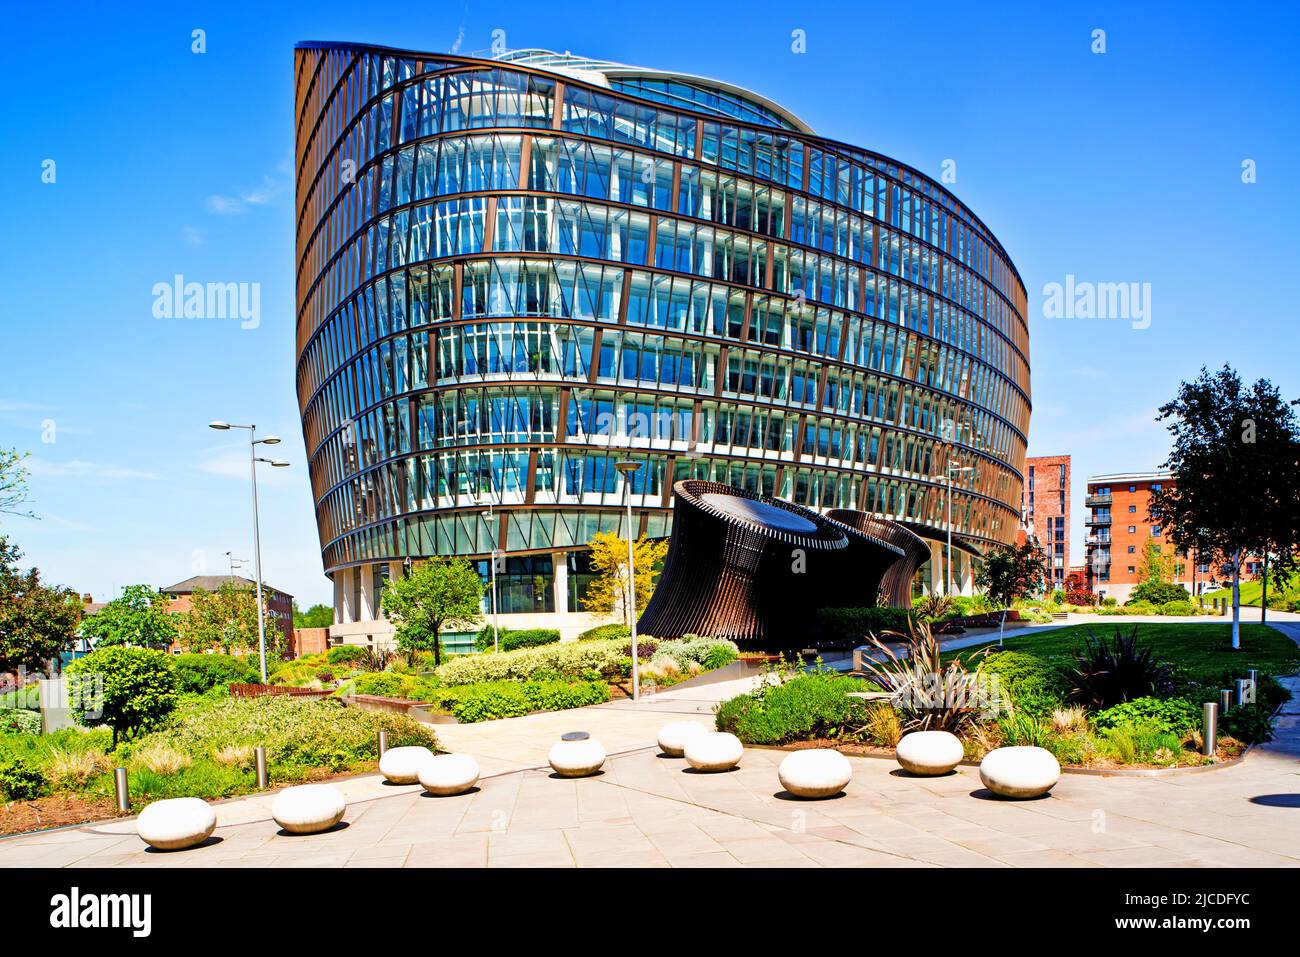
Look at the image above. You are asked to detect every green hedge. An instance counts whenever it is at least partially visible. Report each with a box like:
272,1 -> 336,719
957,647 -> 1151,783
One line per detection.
138,696 -> 437,770
425,679 -> 609,722
816,606 -> 914,641
971,650 -> 1068,718
715,671 -> 867,745
652,637 -> 739,669
173,654 -> 255,695
1093,696 -> 1200,735
351,672 -> 435,700
326,646 -> 370,665
435,638 -> 630,686
577,624 -> 630,642
0,709 -> 43,735
0,686 -> 40,711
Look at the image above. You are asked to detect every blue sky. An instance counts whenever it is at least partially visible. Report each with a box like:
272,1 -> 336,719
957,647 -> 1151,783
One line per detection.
2,1 -> 1296,606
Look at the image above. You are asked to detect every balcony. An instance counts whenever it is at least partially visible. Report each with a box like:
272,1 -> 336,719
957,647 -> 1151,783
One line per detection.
1085,493 -> 1112,507
1084,513 -> 1112,526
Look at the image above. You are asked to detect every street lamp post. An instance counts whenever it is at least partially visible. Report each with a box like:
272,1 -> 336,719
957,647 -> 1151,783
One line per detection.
614,461 -> 641,702
481,507 -> 500,654
934,462 -> 975,596
209,422 -> 290,683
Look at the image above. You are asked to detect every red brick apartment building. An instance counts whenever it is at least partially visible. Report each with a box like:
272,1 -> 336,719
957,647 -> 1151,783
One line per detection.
1081,471 -> 1259,603
1022,455 -> 1071,588
161,575 -> 295,647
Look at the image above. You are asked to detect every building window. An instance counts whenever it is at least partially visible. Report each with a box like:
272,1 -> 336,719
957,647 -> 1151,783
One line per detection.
1151,525 -> 1162,536
1127,566 -> 1136,574
1128,525 -> 1136,534
1127,546 -> 1136,553
1128,505 -> 1136,513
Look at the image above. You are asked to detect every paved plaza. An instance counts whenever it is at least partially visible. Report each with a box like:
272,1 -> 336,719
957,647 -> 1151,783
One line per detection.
2,618 -> 1298,869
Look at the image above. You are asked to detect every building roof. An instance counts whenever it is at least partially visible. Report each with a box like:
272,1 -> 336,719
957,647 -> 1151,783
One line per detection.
1086,470 -> 1173,485
161,575 -> 292,598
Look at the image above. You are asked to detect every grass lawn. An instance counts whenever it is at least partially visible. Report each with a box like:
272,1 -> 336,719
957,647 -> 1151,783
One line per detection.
1204,573 -> 1298,608
948,623 -> 1300,684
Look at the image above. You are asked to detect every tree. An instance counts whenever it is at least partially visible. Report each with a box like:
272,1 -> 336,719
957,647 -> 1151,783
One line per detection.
580,531 -> 669,626
974,541 -> 1048,609
380,557 -> 482,667
1063,571 -> 1097,606
1137,540 -> 1177,587
0,536 -> 82,675
293,602 -> 333,629
179,582 -> 279,655
65,646 -> 178,749
0,449 -> 33,518
1148,366 -> 1300,649
79,584 -> 178,650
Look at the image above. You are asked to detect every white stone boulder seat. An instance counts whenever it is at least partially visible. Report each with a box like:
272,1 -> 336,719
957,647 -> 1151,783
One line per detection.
271,784 -> 347,834
978,746 -> 1061,799
778,749 -> 853,798
418,754 -> 481,796
548,732 -> 606,777
136,797 -> 217,851
683,731 -> 744,772
895,730 -> 965,776
379,745 -> 435,784
657,721 -> 710,757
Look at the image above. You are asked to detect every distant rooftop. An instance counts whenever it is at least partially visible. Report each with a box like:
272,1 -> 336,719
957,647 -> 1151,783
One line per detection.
161,575 -> 292,597
1086,470 -> 1173,485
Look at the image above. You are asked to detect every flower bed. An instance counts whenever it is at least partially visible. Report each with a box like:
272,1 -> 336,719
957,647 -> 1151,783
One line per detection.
715,623 -> 1295,771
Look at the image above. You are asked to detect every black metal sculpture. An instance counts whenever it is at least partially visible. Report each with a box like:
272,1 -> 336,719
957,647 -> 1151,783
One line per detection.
638,481 -> 924,645
825,509 -> 931,609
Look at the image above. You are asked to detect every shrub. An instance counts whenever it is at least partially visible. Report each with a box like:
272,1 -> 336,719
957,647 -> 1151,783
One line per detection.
1220,703 -> 1274,743
0,708 -> 42,735
499,629 -> 561,653
1067,627 -> 1174,710
0,756 -> 47,800
972,650 -> 1068,718
0,686 -> 39,711
173,654 -> 254,695
434,638 -> 630,686
211,744 -> 255,769
1130,581 -> 1191,605
1093,696 -> 1200,735
1158,600 -> 1197,616
997,713 -> 1052,748
1050,705 -> 1089,734
46,747 -> 110,788
913,594 -> 956,622
1099,722 -> 1183,765
863,702 -> 902,746
425,679 -> 608,722
577,624 -> 630,642
65,646 -> 179,748
623,636 -> 660,660
139,697 -> 437,771
817,606 -> 914,641
651,637 -> 738,668
132,743 -> 192,775
326,645 -> 370,665
351,672 -> 407,698
716,670 -> 867,745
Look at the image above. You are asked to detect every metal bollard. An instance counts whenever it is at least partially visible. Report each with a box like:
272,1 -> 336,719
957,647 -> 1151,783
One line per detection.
254,746 -> 269,789
1220,689 -> 1234,713
1236,678 -> 1252,707
1202,702 -> 1218,756
378,730 -> 389,759
113,767 -> 130,814
1247,669 -> 1259,699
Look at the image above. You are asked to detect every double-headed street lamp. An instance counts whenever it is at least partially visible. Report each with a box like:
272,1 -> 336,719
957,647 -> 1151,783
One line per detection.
614,460 -> 641,702
209,422 -> 289,683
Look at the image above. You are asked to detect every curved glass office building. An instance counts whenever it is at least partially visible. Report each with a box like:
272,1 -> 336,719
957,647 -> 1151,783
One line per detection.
293,43 -> 1031,642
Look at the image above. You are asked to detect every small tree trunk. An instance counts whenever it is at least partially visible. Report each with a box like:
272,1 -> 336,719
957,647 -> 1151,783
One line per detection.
1231,548 -> 1242,650
1261,552 -> 1269,624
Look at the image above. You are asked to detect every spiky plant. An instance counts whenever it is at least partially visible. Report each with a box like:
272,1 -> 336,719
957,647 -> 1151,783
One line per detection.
857,619 -> 988,734
1068,626 -> 1174,710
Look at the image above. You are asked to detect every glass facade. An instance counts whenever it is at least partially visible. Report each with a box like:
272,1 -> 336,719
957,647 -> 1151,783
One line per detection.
294,43 -> 1031,617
